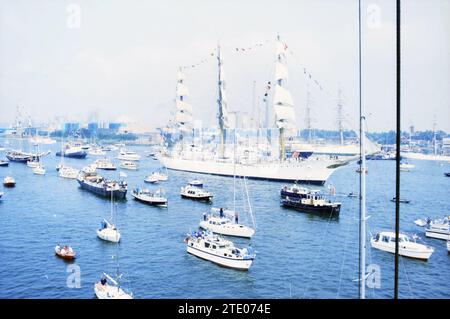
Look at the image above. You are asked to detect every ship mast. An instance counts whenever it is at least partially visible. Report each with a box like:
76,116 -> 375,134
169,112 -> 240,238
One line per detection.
337,87 -> 345,146
175,68 -> 193,152
306,85 -> 313,144
273,35 -> 295,161
217,45 -> 229,158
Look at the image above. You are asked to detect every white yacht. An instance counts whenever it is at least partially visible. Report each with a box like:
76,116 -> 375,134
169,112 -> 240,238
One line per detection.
32,165 -> 46,175
58,166 -> 79,179
144,174 -> 159,184
371,231 -> 434,260
180,185 -> 213,201
94,273 -> 133,299
89,148 -> 106,156
199,208 -> 255,238
117,149 -> 141,161
120,161 -> 138,170
131,188 -> 168,207
93,158 -> 117,170
425,217 -> 449,240
185,231 -> 256,270
97,219 -> 121,243
188,180 -> 203,187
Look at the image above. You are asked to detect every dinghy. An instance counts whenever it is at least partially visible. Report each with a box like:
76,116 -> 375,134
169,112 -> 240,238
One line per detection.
55,245 -> 76,260
3,176 -> 15,187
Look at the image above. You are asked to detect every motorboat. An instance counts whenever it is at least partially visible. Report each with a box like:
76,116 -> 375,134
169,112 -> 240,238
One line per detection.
144,174 -> 159,184
414,219 -> 428,227
120,161 -> 138,170
0,160 -> 9,167
281,193 -> 341,215
27,159 -> 40,168
180,185 -> 213,201
94,273 -> 133,299
117,149 -> 141,161
97,219 -> 121,243
32,165 -> 46,175
199,208 -> 255,238
59,165 -> 79,179
131,188 -> 168,207
152,171 -> 168,181
89,148 -> 106,156
280,184 -> 317,199
425,216 -> 449,240
185,230 -> 256,270
390,197 -> 410,204
348,192 -> 358,198
3,176 -> 15,187
55,244 -> 76,260
370,231 -> 434,260
400,161 -> 415,172
93,158 -> 117,170
188,180 -> 203,188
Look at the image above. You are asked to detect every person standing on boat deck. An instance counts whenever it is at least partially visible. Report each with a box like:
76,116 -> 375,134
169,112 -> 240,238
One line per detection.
235,212 -> 239,224
220,208 -> 224,218
203,212 -> 207,221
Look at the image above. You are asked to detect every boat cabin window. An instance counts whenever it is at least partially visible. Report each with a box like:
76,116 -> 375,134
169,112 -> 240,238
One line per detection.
382,236 -> 389,243
204,242 -> 210,248
212,245 -> 217,249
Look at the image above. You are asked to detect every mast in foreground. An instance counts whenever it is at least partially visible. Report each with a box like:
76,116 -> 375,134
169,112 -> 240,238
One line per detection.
217,45 -> 229,158
175,68 -> 193,151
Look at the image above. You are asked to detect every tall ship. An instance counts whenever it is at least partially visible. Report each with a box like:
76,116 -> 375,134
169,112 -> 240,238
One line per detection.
77,167 -> 127,199
158,37 -> 350,185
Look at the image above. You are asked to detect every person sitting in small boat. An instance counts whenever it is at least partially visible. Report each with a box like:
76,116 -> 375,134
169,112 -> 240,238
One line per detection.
100,275 -> 107,285
101,221 -> 107,229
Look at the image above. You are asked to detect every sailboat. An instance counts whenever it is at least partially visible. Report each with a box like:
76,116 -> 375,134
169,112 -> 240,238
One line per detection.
199,127 -> 256,238
94,193 -> 132,299
159,39 -> 349,184
97,192 -> 121,243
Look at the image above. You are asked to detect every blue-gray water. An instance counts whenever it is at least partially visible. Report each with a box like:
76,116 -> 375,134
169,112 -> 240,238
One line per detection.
0,139 -> 449,299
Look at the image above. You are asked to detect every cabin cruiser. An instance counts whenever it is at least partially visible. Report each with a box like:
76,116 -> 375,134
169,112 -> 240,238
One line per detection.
185,230 -> 256,270
93,158 -> 117,170
425,216 -> 449,240
94,273 -> 133,299
370,231 -> 434,260
89,148 -> 106,156
280,184 -> 318,199
117,149 -> 141,161
199,208 -> 255,238
131,188 -> 168,207
58,165 -> 79,179
55,244 -> 76,260
3,176 -> 15,187
97,219 -> 121,242
120,161 -> 138,170
77,169 -> 127,200
188,180 -> 203,188
32,165 -> 46,175
281,193 -> 341,215
180,185 -> 213,201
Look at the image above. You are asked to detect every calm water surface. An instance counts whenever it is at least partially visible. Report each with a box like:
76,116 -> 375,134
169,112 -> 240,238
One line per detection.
0,138 -> 449,299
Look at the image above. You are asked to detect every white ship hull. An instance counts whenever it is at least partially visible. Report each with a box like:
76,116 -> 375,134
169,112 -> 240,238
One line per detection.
199,221 -> 255,238
159,155 -> 346,185
371,240 -> 433,260
425,229 -> 450,240
186,245 -> 253,270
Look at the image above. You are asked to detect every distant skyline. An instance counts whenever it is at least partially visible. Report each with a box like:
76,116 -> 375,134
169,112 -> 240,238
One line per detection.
0,0 -> 449,132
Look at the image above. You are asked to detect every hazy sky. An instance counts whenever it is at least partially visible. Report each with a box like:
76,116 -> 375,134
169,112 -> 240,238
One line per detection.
0,0 -> 449,132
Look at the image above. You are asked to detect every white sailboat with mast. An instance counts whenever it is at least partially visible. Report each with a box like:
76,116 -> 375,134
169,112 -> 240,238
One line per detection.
159,38 -> 350,185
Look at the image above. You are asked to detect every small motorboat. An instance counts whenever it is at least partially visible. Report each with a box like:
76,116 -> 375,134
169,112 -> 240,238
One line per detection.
371,231 -> 434,260
131,188 -> 168,207
3,176 -> 15,187
0,160 -> 9,167
55,244 -> 76,260
400,161 -> 415,172
59,165 -> 79,179
97,219 -> 121,243
152,171 -> 168,181
120,161 -> 138,170
33,165 -> 46,175
117,149 -> 141,161
188,180 -> 203,188
444,173 -> 450,177
391,197 -> 410,204
181,185 -> 213,201
89,148 -> 106,156
93,158 -> 117,170
425,216 -> 449,240
144,174 -> 159,184
414,219 -> 428,227
348,192 -> 358,198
